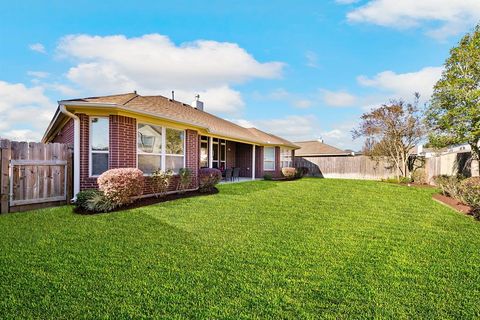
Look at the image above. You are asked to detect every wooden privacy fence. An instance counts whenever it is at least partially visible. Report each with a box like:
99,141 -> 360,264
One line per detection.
295,155 -> 397,180
425,151 -> 471,183
0,140 -> 72,213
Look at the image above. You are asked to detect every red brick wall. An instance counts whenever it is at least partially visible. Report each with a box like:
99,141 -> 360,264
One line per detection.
235,143 -> 254,177
52,118 -> 74,145
255,146 -> 264,178
185,129 -> 199,187
109,115 -> 136,169
226,141 -> 236,168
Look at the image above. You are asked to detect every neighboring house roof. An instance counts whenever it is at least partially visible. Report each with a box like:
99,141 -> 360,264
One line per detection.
44,92 -> 299,148
294,140 -> 353,156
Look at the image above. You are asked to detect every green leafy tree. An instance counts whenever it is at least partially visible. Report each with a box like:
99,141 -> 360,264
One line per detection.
426,25 -> 480,176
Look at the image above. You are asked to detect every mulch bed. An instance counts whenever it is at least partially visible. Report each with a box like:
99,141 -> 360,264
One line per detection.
270,177 -> 301,181
432,193 -> 473,215
74,188 -> 219,214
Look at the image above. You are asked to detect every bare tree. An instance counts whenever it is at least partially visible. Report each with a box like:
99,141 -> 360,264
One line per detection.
353,94 -> 425,181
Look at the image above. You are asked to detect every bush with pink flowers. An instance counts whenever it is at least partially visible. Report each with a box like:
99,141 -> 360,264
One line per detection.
281,167 -> 296,179
97,168 -> 145,207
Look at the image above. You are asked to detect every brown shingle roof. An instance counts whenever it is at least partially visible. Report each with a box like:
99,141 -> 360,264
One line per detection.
60,93 -> 298,148
294,140 -> 351,156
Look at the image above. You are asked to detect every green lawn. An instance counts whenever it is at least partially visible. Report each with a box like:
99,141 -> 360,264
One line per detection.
1,179 -> 480,319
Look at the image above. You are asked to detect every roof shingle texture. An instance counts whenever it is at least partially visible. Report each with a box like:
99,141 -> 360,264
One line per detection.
63,93 -> 298,148
294,140 -> 350,156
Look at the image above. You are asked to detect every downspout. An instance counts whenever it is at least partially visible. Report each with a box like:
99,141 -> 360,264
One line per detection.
59,105 -> 80,201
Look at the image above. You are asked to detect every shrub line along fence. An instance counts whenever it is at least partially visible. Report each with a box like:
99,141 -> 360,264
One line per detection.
0,139 -> 72,213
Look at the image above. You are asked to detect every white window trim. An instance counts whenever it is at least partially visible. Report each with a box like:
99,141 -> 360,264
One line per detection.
136,123 -> 186,175
264,146 -> 276,171
210,137 -> 227,169
89,116 -> 109,178
200,136 -> 209,168
280,147 -> 293,168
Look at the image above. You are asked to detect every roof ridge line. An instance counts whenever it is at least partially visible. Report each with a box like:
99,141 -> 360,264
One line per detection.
122,93 -> 139,105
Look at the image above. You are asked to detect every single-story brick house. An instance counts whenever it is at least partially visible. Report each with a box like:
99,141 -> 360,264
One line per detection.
42,92 -> 299,198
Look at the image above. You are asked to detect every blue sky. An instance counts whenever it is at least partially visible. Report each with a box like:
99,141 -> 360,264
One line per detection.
1,0 -> 479,149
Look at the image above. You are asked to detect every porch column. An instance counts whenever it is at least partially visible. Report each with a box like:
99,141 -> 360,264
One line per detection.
252,144 -> 256,180
208,136 -> 213,168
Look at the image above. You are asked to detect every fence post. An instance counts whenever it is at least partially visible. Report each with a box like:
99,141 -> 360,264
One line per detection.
66,146 -> 74,202
0,139 -> 11,213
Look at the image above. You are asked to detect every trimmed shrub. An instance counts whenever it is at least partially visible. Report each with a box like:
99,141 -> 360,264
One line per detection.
86,192 -> 117,213
198,168 -> 222,193
459,177 -> 480,219
411,168 -> 427,184
434,175 -> 463,200
263,173 -> 273,181
281,167 -> 296,179
75,189 -> 102,210
151,169 -> 173,198
177,168 -> 193,193
97,168 -> 144,207
294,167 -> 309,179
383,176 -> 412,184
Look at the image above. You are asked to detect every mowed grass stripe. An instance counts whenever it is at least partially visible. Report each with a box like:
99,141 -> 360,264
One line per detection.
1,178 -> 479,319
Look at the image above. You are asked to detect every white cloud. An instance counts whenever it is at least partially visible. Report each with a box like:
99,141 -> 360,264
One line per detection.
320,120 -> 363,150
0,81 -> 55,141
29,43 -> 46,54
345,0 -> 480,39
27,71 -> 50,79
235,115 -> 319,142
233,115 -> 362,149
252,88 -> 313,109
357,66 -> 443,103
57,34 -> 284,114
321,89 -> 357,107
293,99 -> 312,109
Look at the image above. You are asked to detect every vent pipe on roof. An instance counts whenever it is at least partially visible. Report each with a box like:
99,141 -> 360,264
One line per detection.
317,137 -> 324,143
171,91 -> 175,100
192,94 -> 204,111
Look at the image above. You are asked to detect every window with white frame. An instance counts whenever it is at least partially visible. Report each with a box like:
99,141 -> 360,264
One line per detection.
280,148 -> 292,168
264,147 -> 276,171
137,123 -> 185,174
138,123 -> 162,175
90,117 -> 109,176
165,128 -> 185,172
200,136 -> 209,168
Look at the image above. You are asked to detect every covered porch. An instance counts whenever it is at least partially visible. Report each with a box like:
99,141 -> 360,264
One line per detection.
199,136 -> 267,181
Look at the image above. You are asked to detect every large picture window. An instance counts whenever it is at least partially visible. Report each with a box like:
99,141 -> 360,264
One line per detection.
90,117 -> 109,176
137,123 -> 185,174
165,128 -> 185,172
138,123 -> 162,175
280,148 -> 292,168
264,147 -> 276,171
